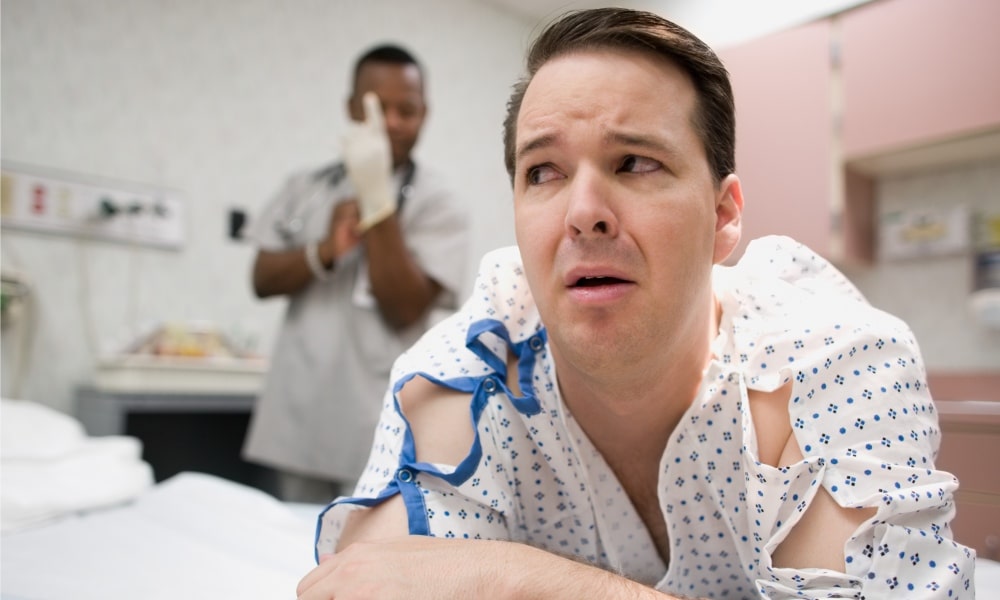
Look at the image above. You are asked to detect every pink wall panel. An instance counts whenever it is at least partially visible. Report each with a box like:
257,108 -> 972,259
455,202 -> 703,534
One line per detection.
720,20 -> 833,261
841,0 -> 1000,158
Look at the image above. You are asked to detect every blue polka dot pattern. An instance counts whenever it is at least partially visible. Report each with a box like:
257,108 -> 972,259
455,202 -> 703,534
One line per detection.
317,237 -> 976,599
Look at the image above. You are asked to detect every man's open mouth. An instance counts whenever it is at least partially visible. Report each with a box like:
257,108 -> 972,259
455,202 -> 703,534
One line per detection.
573,276 -> 628,287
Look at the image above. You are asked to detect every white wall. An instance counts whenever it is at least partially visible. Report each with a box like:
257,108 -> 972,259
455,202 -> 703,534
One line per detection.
841,158 -> 1000,372
1,0 -> 532,412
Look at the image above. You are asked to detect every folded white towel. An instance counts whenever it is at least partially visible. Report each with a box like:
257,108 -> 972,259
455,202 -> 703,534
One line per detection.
1,397 -> 88,459
1,398 -> 154,532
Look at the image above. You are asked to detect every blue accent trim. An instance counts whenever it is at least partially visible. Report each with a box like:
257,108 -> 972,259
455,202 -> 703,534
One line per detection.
313,509 -> 323,563
398,475 -> 430,535
465,318 -> 544,416
386,374 -> 429,535
422,376 -> 491,485
510,329 -> 547,416
333,317 -> 549,542
395,371 -> 481,395
465,318 -> 512,376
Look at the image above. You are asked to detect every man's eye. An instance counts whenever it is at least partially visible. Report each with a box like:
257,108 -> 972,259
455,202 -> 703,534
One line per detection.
618,155 -> 660,174
526,164 -> 560,185
398,105 -> 419,119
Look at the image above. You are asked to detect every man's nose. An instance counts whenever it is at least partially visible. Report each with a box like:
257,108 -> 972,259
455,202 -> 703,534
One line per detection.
565,168 -> 618,239
383,108 -> 404,133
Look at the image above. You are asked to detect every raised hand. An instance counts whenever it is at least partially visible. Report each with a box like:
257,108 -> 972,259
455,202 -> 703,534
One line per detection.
343,92 -> 395,231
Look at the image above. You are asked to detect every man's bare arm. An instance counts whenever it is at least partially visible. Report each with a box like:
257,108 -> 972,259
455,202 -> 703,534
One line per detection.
252,248 -> 316,298
363,215 -> 442,329
299,534 -> 687,600
254,201 -> 361,298
338,374 -> 475,550
770,436 -> 877,571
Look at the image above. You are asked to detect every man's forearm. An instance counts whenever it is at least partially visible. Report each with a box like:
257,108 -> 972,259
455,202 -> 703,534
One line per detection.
493,540 -> 681,600
252,248 -> 318,298
300,536 -> 687,600
363,216 -> 440,328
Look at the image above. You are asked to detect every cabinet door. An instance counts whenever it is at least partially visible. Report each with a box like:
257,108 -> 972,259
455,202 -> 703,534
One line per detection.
720,20 -> 834,262
841,0 -> 1000,159
935,400 -> 1000,562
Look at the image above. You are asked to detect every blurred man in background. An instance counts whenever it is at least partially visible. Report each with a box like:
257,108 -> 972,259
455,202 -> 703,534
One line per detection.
243,44 -> 468,503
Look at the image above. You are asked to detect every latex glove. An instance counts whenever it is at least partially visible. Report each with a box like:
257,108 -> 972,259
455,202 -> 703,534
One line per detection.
343,91 -> 395,231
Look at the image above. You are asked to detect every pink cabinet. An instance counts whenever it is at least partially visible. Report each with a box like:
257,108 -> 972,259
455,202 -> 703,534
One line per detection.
719,0 -> 1000,264
719,20 -> 834,263
841,0 -> 1000,159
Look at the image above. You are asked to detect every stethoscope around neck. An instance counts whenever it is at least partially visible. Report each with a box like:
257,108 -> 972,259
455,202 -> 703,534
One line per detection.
275,160 -> 416,242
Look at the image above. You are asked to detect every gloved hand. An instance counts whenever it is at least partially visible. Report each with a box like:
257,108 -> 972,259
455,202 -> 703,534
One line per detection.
343,91 -> 395,231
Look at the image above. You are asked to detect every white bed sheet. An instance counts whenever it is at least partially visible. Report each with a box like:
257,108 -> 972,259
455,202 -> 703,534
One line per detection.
1,471 -> 323,600
3,471 -> 998,598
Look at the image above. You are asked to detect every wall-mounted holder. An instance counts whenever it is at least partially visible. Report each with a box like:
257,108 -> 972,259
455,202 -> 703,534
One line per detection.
971,211 -> 1000,329
0,161 -> 185,250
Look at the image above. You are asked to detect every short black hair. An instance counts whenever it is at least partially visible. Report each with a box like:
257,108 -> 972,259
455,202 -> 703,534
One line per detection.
503,8 -> 734,186
351,44 -> 424,92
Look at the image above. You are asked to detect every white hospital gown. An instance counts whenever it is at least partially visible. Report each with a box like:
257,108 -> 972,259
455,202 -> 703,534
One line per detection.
317,236 -> 976,599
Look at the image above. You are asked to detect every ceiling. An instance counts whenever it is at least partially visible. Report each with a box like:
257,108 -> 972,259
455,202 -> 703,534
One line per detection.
475,0 -> 875,49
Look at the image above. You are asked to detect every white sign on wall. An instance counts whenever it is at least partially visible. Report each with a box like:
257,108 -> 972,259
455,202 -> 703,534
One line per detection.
878,204 -> 970,261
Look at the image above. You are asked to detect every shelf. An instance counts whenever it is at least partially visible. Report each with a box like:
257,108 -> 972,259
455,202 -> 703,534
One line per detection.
95,355 -> 268,395
847,128 -> 1000,178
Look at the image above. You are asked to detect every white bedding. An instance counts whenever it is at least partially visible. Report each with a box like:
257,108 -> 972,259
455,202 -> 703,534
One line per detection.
1,471 -> 321,600
2,397 -> 996,598
1,398 -> 154,532
1,397 -> 320,600
5,473 -> 997,599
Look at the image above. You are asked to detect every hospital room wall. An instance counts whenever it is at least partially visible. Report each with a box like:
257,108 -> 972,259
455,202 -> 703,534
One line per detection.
0,0 -> 531,412
716,0 -> 1000,396
842,160 -> 1000,376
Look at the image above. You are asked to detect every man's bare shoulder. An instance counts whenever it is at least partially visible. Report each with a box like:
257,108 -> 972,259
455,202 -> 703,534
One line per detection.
398,375 -> 475,466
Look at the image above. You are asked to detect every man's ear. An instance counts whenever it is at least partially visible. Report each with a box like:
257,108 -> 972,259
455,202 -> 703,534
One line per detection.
713,174 -> 744,264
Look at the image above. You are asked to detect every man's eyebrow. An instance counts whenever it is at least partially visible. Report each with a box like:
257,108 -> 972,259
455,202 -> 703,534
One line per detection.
516,133 -> 558,163
515,130 -> 679,163
606,131 -> 677,155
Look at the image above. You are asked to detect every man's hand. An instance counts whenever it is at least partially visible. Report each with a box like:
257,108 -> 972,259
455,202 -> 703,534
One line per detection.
343,92 -> 395,231
319,200 -> 361,266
